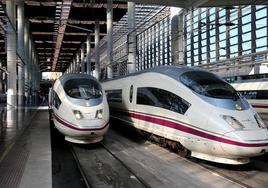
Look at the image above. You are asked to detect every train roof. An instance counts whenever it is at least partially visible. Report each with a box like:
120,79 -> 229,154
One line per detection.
102,65 -> 209,82
58,73 -> 98,84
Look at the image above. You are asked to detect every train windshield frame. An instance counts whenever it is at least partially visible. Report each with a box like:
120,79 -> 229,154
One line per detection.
180,71 -> 240,100
64,78 -> 102,100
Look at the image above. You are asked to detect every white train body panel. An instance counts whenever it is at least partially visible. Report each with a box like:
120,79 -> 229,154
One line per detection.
102,66 -> 268,164
50,73 -> 109,144
232,80 -> 268,113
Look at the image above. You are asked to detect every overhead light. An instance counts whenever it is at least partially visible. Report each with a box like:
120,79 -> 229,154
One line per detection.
47,58 -> 51,62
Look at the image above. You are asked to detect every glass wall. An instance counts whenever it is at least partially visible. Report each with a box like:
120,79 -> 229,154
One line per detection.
136,17 -> 172,70
184,5 -> 268,66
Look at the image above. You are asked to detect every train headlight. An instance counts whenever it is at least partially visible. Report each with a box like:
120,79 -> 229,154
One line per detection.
95,109 -> 103,119
73,110 -> 84,120
222,115 -> 245,130
254,113 -> 267,129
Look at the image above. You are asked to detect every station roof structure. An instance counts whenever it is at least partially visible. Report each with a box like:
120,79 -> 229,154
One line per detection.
0,0 -> 128,72
0,0 -> 267,73
26,0 -> 128,72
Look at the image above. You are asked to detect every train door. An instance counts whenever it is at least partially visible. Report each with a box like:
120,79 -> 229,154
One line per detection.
128,82 -> 138,127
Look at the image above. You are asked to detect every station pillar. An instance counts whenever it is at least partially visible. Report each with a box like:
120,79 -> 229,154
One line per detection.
0,62 -> 3,93
28,37 -> 32,106
177,12 -> 185,65
6,0 -> 17,110
6,0 -> 17,125
86,33 -> 91,75
107,0 -> 113,79
24,20 -> 29,106
127,2 -> 136,74
170,9 -> 185,66
71,59 -> 74,73
94,21 -> 100,80
76,51 -> 80,73
17,0 -> 25,107
81,43 -> 85,73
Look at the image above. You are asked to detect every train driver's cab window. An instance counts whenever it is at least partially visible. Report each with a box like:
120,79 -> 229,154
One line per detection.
53,91 -> 61,109
180,71 -> 240,100
64,79 -> 102,99
137,87 -> 191,114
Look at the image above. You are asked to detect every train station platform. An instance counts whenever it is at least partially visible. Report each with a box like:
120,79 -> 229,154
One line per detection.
0,107 -> 52,188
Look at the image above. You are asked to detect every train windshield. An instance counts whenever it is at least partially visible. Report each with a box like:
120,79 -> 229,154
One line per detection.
180,71 -> 240,100
64,79 -> 102,99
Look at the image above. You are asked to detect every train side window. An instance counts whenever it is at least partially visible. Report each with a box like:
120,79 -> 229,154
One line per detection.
130,85 -> 133,103
53,91 -> 61,109
256,90 -> 268,99
105,89 -> 122,103
239,91 -> 257,99
137,87 -> 191,114
136,88 -> 155,106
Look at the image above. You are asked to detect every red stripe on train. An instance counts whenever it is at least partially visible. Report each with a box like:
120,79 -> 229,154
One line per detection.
127,112 -> 268,147
252,104 -> 268,109
53,113 -> 109,131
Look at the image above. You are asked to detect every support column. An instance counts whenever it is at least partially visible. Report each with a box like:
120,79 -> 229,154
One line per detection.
107,0 -> 113,78
215,8 -> 220,61
31,47 -> 35,106
86,34 -> 91,75
76,51 -> 80,73
81,43 -> 85,73
6,0 -> 17,110
95,21 -> 100,80
206,8 -> 211,64
127,2 -> 136,74
28,37 -> 32,106
71,59 -> 74,73
17,0 -> 25,107
0,62 -> 3,93
24,20 -> 29,105
170,7 -> 182,65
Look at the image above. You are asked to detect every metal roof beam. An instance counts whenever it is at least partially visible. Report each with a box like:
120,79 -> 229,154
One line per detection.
52,0 -> 72,71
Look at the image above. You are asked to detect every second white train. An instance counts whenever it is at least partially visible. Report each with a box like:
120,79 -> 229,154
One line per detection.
232,79 -> 268,113
102,66 -> 268,165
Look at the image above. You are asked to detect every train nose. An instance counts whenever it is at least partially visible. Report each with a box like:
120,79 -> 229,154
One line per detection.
221,129 -> 268,157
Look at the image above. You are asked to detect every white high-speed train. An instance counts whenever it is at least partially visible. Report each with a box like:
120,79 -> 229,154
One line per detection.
49,73 -> 109,144
102,66 -> 268,165
231,79 -> 268,113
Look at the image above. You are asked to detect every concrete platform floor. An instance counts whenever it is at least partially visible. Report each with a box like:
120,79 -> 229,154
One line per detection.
0,108 -> 52,188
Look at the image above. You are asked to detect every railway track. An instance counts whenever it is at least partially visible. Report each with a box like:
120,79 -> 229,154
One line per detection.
70,146 -> 92,188
193,160 -> 253,188
145,135 -> 268,188
114,125 -> 268,188
150,138 -> 268,188
100,143 -> 153,188
70,126 -> 268,188
71,142 -> 151,188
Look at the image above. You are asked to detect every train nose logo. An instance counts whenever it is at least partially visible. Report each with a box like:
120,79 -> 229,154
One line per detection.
235,103 -> 242,111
